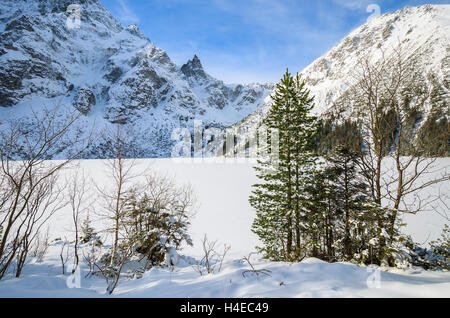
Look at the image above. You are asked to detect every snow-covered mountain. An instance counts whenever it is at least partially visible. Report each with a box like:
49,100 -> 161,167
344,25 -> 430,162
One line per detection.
0,0 -> 272,157
233,4 -> 450,153
1,2 -> 448,158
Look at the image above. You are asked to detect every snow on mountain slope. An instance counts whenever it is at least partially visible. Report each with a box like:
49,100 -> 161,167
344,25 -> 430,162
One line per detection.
234,4 -> 450,133
0,0 -> 272,158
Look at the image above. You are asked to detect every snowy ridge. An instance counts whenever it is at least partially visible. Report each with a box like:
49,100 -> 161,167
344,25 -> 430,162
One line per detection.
0,0 -> 272,158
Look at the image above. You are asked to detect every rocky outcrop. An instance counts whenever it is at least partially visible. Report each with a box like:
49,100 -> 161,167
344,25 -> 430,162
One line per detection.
74,87 -> 96,115
181,55 -> 273,111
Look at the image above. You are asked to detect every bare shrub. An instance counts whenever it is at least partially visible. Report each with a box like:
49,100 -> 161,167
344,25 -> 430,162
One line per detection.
67,168 -> 93,270
32,228 -> 50,263
82,239 -> 102,278
194,234 -> 231,276
0,105 -> 89,279
242,252 -> 272,278
94,125 -> 142,266
60,237 -> 70,274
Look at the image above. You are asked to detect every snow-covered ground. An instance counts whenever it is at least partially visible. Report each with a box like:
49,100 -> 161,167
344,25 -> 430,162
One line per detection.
1,250 -> 449,298
0,158 -> 448,297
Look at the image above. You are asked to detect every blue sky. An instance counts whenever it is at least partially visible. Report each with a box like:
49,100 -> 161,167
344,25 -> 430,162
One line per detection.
99,0 -> 449,84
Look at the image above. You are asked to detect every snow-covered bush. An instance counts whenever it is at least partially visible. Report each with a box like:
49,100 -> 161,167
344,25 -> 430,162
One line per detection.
91,175 -> 196,294
122,175 -> 195,269
164,247 -> 197,268
403,225 -> 450,270
80,216 -> 102,246
95,242 -> 135,294
430,224 -> 450,269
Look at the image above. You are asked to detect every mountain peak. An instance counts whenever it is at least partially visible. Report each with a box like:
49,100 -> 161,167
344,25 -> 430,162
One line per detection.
181,55 -> 208,81
191,54 -> 202,67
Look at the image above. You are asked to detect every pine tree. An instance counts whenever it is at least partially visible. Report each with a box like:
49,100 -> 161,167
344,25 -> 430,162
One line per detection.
249,70 -> 405,266
323,146 -> 367,260
298,169 -> 328,259
250,70 -> 319,261
122,185 -> 193,268
80,214 -> 101,245
322,145 -> 396,265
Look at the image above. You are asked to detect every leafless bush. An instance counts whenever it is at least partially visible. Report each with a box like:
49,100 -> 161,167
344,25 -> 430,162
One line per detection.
242,253 -> 272,278
0,105 -> 89,279
94,125 -> 142,266
32,228 -> 50,263
91,125 -> 198,293
337,42 -> 449,250
94,243 -> 134,295
82,240 -> 102,278
193,234 -> 231,276
67,168 -> 93,270
60,237 -> 70,274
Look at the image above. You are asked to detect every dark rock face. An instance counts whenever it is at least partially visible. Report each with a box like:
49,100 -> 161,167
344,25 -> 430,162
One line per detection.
104,65 -> 123,83
74,87 -> 96,115
181,55 -> 273,111
181,55 -> 208,82
5,15 -> 35,32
